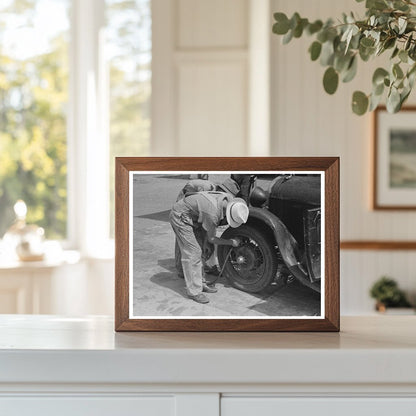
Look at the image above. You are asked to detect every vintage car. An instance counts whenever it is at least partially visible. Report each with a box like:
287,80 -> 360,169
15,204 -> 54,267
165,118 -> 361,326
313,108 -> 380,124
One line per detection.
218,174 -> 321,293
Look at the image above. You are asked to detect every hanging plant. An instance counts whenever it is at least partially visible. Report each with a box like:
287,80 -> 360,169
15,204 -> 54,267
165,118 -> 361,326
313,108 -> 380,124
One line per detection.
272,0 -> 416,115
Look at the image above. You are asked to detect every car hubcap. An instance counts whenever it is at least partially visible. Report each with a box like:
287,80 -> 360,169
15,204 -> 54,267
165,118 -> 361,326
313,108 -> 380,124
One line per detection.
229,237 -> 265,282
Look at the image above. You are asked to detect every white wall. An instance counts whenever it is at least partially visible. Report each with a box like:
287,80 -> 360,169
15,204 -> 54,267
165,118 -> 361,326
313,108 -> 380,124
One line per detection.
152,0 -> 272,156
271,0 -> 416,313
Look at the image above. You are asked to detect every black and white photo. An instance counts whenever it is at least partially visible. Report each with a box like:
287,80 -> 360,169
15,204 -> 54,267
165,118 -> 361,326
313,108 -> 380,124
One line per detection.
129,171 -> 324,319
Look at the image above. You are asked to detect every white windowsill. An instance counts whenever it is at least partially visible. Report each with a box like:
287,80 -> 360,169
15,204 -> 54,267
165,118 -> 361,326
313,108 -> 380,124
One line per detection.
0,249 -> 81,271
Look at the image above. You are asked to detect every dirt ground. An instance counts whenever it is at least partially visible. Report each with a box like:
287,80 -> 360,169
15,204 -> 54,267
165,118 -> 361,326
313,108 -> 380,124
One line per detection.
132,174 -> 321,317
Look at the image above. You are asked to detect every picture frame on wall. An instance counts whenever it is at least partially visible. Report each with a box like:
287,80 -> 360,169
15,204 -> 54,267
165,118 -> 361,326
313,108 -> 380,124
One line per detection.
374,106 -> 416,210
115,157 -> 339,332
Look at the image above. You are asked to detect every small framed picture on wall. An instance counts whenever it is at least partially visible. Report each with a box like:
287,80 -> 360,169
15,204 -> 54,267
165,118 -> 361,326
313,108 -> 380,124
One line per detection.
374,106 -> 416,209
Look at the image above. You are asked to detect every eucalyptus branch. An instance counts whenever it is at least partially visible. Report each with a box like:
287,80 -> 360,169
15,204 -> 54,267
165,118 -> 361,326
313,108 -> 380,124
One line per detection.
272,0 -> 416,114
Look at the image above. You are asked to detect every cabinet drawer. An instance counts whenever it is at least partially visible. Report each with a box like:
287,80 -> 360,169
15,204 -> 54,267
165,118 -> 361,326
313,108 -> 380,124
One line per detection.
0,396 -> 175,416
222,397 -> 416,416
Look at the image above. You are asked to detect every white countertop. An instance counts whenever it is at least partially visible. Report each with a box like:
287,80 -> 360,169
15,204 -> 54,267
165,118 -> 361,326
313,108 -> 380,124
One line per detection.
0,315 -> 415,386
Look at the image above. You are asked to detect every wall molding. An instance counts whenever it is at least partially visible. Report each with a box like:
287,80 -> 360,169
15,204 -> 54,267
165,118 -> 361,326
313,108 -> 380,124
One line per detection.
341,241 -> 416,250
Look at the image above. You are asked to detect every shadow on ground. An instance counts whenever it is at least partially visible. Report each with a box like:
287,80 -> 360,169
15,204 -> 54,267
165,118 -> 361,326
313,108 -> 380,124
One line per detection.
136,210 -> 171,222
246,281 -> 321,316
150,272 -> 188,300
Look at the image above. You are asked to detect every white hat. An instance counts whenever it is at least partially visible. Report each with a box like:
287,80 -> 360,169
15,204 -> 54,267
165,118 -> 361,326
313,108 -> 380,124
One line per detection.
226,198 -> 249,228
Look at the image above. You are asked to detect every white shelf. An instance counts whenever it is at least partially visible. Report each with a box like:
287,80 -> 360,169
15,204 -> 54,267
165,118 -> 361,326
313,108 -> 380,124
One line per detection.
0,315 -> 415,387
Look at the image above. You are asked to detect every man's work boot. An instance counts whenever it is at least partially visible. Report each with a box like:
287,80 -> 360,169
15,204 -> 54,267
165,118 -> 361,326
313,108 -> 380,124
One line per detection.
203,284 -> 218,293
189,293 -> 209,304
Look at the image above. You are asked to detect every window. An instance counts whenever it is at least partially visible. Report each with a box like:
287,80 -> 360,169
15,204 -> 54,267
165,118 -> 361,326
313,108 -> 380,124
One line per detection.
0,0 -> 151,252
0,0 -> 70,239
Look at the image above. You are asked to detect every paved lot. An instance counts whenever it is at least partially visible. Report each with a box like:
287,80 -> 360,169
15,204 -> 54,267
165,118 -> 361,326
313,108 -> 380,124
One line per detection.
132,174 -> 321,317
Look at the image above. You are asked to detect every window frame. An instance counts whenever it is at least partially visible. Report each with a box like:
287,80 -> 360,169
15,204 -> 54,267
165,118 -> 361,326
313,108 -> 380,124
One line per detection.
67,0 -> 112,257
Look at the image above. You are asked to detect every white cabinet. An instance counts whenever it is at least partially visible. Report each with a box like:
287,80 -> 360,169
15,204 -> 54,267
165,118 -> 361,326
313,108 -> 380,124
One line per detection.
1,316 -> 416,415
222,398 -> 416,416
1,397 -> 175,416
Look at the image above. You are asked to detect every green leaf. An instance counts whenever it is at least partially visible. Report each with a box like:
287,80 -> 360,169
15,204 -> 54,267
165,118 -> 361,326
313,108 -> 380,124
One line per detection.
342,56 -> 358,83
307,20 -> 323,35
334,52 -> 348,72
408,63 -> 416,78
290,12 -> 301,30
352,91 -> 369,115
393,0 -> 410,11
369,92 -> 383,111
317,30 -> 328,43
282,29 -> 293,44
325,27 -> 339,42
393,63 -> 404,79
386,87 -> 401,112
333,35 -> 341,51
273,13 -> 290,35
409,45 -> 416,60
374,82 -> 385,96
399,49 -> 408,63
360,37 -> 375,48
350,32 -> 361,49
391,47 -> 399,59
323,67 -> 339,94
398,17 -> 407,34
400,87 -> 411,106
405,34 -> 413,51
320,40 -> 335,66
377,13 -> 389,25
359,44 -> 375,61
359,37 -> 377,61
383,37 -> 396,50
366,0 -> 388,10
293,18 -> 309,38
408,67 -> 416,88
372,67 -> 389,86
344,25 -> 359,53
309,41 -> 322,61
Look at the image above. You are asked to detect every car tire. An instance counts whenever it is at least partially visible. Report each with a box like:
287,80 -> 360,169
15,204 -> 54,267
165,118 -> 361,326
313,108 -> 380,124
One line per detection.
218,224 -> 278,293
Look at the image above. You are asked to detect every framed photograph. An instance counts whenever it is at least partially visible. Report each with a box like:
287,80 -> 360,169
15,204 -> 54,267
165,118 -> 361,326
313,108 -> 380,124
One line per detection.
374,106 -> 416,209
115,157 -> 339,331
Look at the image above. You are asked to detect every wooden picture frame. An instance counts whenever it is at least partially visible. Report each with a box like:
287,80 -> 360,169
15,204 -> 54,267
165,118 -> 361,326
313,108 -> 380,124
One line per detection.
115,157 -> 339,332
373,106 -> 416,210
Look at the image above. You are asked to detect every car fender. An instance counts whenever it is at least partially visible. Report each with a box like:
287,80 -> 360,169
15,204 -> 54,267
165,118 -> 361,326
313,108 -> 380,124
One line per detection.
247,207 -> 313,288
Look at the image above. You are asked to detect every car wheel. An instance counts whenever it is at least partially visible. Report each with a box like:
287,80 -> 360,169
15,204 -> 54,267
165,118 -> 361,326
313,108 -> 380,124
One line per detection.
218,224 -> 278,293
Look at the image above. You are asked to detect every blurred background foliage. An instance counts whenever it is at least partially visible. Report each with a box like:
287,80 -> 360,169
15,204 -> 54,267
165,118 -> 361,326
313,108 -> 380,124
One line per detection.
0,0 -> 69,238
0,0 -> 151,239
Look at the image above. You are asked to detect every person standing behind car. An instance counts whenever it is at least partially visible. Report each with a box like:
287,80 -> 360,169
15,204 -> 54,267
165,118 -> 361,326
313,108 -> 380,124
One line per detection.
231,174 -> 257,203
176,179 -> 216,201
176,177 -> 240,201
170,192 -> 248,304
